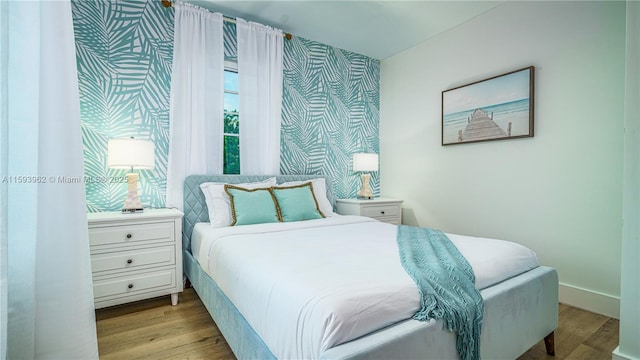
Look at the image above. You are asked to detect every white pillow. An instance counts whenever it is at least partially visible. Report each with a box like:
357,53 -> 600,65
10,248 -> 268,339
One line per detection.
278,178 -> 334,217
200,178 -> 277,227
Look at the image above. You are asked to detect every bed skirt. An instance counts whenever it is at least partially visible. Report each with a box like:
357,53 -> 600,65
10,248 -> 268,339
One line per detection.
184,249 -> 558,359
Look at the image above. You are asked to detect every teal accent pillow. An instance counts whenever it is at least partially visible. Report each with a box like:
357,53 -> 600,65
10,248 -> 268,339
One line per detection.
272,182 -> 325,222
225,185 -> 280,226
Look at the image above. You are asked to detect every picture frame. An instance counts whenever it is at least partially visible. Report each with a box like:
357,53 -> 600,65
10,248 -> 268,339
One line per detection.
441,66 -> 534,146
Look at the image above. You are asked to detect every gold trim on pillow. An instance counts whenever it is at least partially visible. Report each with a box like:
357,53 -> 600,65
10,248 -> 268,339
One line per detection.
271,181 -> 325,218
224,184 -> 282,225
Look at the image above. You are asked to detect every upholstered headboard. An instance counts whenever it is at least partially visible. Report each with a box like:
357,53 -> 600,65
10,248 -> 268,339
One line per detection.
182,174 -> 335,251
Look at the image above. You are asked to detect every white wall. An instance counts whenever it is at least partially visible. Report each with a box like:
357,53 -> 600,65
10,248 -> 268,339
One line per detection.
380,1 -> 626,317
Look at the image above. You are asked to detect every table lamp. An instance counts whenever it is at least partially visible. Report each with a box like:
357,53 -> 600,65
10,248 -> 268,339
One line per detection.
107,138 -> 155,213
352,153 -> 378,200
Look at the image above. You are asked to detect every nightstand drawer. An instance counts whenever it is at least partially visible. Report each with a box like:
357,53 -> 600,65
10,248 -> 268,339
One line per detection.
91,246 -> 175,273
336,198 -> 403,225
88,209 -> 184,309
93,269 -> 177,299
89,222 -> 174,247
362,204 -> 400,218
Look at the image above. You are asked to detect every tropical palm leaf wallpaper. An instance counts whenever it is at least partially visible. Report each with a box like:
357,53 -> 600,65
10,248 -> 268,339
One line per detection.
71,0 -> 174,212
71,0 -> 379,211
281,37 -> 380,199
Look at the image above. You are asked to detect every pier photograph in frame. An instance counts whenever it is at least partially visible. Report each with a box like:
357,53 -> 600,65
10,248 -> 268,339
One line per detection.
442,66 -> 534,146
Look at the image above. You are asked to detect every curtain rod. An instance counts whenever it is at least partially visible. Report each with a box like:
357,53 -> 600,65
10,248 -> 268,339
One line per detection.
161,0 -> 293,40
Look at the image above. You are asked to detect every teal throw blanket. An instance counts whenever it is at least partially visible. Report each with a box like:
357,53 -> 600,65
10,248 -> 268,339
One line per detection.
396,225 -> 483,360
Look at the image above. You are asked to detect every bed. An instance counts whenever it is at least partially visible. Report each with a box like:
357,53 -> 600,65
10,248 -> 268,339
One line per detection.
182,174 -> 558,359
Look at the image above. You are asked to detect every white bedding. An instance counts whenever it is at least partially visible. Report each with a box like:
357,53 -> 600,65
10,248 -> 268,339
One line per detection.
191,216 -> 539,359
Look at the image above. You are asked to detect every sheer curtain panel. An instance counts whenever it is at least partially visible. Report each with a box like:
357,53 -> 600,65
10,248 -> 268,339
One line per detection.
0,0 -> 7,356
166,2 -> 224,209
614,2 -> 640,360
236,19 -> 284,175
1,1 -> 98,358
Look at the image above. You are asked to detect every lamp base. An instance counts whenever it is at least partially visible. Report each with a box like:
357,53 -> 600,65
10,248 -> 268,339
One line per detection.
122,172 -> 144,213
357,173 -> 374,200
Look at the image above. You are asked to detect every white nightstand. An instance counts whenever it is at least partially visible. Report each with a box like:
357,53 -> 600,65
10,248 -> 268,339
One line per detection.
87,208 -> 184,309
335,198 -> 403,225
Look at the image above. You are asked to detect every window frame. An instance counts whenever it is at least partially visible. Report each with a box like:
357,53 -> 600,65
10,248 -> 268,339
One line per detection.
223,60 -> 240,174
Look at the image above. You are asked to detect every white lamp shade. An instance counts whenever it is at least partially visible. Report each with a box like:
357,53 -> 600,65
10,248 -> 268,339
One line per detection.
352,153 -> 379,172
107,138 -> 155,170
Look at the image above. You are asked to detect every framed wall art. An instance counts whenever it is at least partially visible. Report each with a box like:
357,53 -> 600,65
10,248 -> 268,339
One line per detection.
442,66 -> 534,146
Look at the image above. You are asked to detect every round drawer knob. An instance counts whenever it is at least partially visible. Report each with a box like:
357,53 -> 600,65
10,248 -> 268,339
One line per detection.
128,284 -> 134,289
126,259 -> 133,264
126,233 -> 132,239
381,211 -> 385,215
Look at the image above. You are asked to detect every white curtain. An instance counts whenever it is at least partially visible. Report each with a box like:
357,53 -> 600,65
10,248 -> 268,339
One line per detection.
167,2 -> 224,209
0,1 -> 98,359
0,1 -> 7,356
236,19 -> 283,175
615,2 -> 640,360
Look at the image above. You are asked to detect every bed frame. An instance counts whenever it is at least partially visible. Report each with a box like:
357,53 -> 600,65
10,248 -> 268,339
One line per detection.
182,174 -> 558,359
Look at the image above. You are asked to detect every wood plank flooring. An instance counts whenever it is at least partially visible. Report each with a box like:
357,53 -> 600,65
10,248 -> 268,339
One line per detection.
96,288 -> 619,359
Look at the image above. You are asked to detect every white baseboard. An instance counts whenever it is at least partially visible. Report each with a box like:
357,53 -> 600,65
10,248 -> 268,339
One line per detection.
613,346 -> 640,360
559,282 -> 620,318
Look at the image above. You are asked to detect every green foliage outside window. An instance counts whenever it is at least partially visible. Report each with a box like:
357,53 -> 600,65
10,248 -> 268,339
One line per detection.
224,112 -> 239,134
224,69 -> 240,174
224,112 -> 240,174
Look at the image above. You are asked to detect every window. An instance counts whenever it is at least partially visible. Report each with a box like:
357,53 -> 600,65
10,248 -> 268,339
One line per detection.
224,62 -> 240,174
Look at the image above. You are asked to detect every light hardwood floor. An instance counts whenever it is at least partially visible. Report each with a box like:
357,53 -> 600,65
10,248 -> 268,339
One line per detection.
96,288 -> 619,359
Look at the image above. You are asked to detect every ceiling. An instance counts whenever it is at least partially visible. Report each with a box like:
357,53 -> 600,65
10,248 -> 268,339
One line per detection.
188,1 -> 503,60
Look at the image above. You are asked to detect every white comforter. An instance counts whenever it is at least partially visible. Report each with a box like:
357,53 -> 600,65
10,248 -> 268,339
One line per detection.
192,216 -> 539,359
